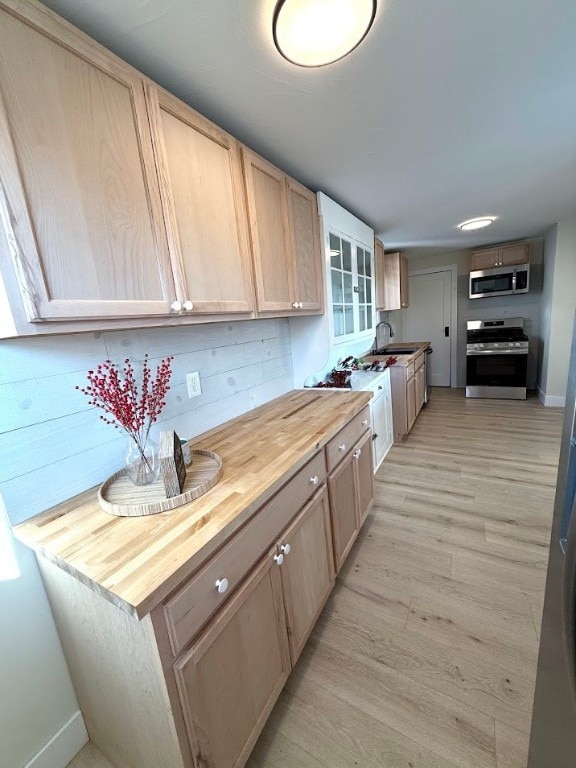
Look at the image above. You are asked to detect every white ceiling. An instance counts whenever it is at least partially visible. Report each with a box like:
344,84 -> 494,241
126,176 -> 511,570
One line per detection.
42,0 -> 576,253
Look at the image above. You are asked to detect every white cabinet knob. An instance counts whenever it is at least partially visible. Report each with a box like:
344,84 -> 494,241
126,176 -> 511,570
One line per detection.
362,419 -> 368,426
274,553 -> 284,566
298,302 -> 304,308
339,443 -> 346,452
292,301 -> 299,309
215,578 -> 229,594
171,300 -> 182,312
280,543 -> 291,555
353,449 -> 362,459
310,475 -> 319,485
183,300 -> 194,311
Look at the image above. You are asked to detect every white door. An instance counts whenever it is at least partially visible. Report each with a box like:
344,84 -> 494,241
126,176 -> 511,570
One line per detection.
403,270 -> 452,387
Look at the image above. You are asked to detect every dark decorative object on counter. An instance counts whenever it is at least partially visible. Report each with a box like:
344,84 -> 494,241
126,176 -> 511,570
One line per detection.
159,430 -> 187,498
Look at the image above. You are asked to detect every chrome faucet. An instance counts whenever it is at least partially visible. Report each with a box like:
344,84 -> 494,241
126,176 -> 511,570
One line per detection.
372,320 -> 394,353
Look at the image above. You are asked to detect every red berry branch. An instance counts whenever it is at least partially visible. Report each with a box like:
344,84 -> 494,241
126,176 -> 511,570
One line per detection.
76,355 -> 174,469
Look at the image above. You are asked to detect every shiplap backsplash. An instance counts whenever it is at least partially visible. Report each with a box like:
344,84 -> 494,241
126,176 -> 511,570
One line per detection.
0,319 -> 293,525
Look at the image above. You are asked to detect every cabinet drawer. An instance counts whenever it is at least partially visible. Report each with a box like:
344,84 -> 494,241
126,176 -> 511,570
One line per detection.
406,362 -> 415,379
163,450 -> 327,655
326,407 -> 370,472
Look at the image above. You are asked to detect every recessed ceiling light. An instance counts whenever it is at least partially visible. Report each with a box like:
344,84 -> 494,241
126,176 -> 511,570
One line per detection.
458,217 -> 496,231
273,0 -> 377,68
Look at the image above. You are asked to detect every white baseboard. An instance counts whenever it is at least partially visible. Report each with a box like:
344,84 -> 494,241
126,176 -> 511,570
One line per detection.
24,711 -> 88,768
537,386 -> 566,408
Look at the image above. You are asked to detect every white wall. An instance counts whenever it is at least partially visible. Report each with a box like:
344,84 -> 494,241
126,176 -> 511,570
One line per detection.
538,216 -> 576,405
0,539 -> 86,768
381,239 -> 544,388
0,318 -> 293,767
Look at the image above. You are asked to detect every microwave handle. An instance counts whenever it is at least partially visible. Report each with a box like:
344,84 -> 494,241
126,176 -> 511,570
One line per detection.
512,272 -> 517,291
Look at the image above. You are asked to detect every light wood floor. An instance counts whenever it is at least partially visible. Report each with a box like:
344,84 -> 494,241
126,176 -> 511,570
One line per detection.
68,389 -> 564,768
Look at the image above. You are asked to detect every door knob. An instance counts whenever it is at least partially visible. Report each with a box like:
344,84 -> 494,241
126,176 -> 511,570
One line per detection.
183,300 -> 194,311
280,543 -> 291,555
310,475 -> 320,485
339,443 -> 346,452
353,449 -> 362,459
170,300 -> 182,312
274,553 -> 284,566
292,302 -> 299,308
362,419 -> 368,426
215,578 -> 229,594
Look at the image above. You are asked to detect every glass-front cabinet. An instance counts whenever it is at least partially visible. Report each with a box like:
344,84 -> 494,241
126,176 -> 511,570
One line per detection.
329,230 -> 374,341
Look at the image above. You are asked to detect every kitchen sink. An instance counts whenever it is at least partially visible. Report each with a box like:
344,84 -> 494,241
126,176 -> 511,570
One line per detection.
373,347 -> 418,355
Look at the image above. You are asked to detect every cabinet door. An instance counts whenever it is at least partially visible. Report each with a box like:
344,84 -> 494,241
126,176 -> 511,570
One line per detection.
0,6 -> 174,321
470,248 -> 499,270
374,238 -> 387,310
174,549 -> 290,768
400,255 -> 410,308
242,149 -> 295,312
371,391 -> 391,471
406,375 -> 417,430
328,452 -> 359,572
146,86 -> 254,315
278,489 -> 334,664
353,431 -> 374,527
286,178 -> 323,312
416,365 -> 425,413
499,242 -> 529,266
380,251 -> 401,311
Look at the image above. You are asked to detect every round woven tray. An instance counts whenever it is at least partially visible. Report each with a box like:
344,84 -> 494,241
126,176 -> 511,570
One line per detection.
98,449 -> 222,517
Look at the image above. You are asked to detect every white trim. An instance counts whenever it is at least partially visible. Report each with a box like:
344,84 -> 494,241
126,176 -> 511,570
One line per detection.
407,264 -> 458,388
24,711 -> 88,768
537,386 -> 566,408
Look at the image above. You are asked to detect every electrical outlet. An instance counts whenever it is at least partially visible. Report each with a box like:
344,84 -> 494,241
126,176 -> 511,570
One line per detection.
186,371 -> 201,399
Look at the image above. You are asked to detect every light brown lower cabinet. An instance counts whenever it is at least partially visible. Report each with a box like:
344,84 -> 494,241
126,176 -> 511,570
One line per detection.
174,548 -> 291,768
329,430 -> 375,571
406,374 -> 417,431
174,487 -> 334,768
279,489 -> 335,664
390,351 -> 428,442
33,411 -> 373,768
416,361 -> 426,412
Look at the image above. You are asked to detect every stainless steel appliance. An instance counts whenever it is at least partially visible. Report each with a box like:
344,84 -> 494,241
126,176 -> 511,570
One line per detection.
469,262 -> 530,299
528,312 -> 576,767
466,318 -> 528,399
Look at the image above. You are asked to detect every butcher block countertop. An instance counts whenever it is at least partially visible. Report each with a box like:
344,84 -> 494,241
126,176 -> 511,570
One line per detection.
365,340 -> 431,367
15,389 -> 371,619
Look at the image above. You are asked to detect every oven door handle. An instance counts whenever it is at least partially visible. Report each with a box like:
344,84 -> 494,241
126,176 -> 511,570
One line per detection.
466,349 -> 528,356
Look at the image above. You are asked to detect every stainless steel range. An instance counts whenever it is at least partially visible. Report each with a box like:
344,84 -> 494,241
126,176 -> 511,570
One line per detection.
466,318 -> 529,400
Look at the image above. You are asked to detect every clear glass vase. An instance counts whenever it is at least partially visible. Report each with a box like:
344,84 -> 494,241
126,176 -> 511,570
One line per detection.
125,437 -> 159,486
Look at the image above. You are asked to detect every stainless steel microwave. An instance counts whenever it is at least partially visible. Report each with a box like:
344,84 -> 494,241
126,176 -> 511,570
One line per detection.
469,263 -> 530,299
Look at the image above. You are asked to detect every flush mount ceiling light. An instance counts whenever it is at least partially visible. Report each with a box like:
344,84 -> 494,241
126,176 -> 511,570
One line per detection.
458,217 -> 496,231
273,0 -> 377,68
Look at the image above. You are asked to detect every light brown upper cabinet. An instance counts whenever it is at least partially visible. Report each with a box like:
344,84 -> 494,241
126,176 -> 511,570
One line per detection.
375,244 -> 410,311
0,2 -> 175,323
242,148 -> 323,314
470,242 -> 530,271
145,85 -> 255,316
